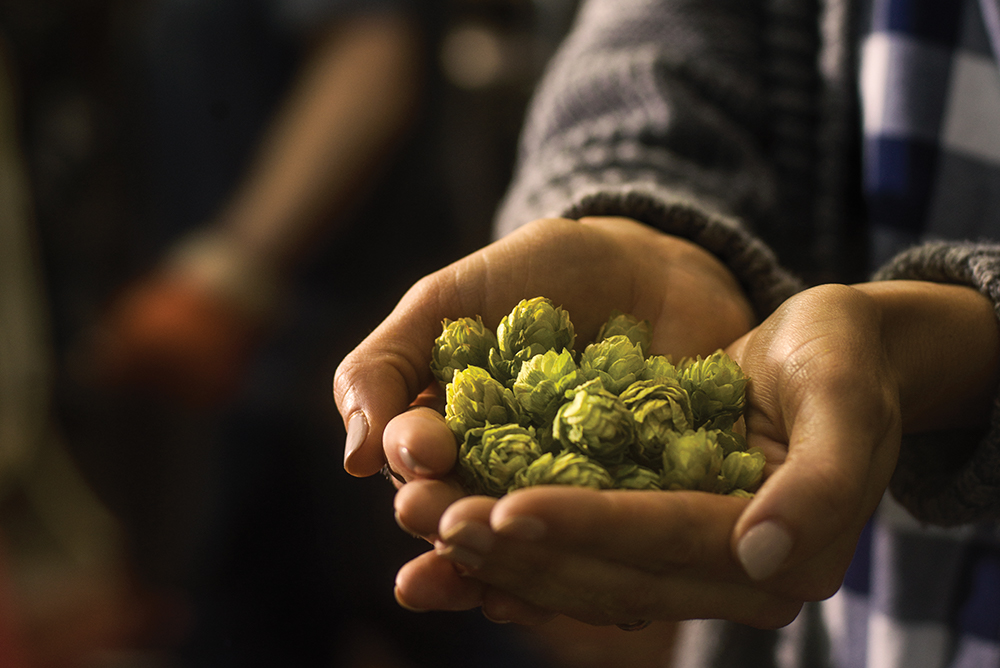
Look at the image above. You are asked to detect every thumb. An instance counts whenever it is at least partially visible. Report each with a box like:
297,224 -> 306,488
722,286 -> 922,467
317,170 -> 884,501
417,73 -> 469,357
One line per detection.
731,353 -> 901,597
334,279 -> 447,476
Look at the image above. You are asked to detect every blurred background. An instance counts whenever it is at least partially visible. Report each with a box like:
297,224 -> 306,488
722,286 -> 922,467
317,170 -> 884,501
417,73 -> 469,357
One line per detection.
0,0 -> 680,666
0,0 -> 688,668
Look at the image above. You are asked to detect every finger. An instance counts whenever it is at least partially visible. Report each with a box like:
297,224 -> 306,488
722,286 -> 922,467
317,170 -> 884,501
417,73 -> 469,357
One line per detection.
394,550 -> 485,612
394,478 -> 467,540
383,406 -> 457,479
734,358 -> 900,596
487,487 -> 749,577
334,287 -> 442,476
448,531 -> 802,628
480,587 -> 558,625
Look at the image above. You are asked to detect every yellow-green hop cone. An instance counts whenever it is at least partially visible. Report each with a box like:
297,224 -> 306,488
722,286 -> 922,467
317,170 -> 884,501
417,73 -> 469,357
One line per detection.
553,383 -> 636,465
717,448 -> 766,494
458,424 -> 544,497
640,354 -> 681,383
610,462 -> 662,490
511,451 -> 614,490
430,316 -> 499,385
681,350 -> 748,430
729,488 -> 755,499
596,310 -> 652,354
660,428 -> 725,491
445,366 -> 523,441
580,335 -> 646,395
715,429 -> 748,457
491,297 -> 576,386
621,378 -> 693,467
513,349 -> 588,426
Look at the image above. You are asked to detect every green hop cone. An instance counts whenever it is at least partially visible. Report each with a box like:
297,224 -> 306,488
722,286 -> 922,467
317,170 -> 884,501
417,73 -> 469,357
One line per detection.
729,488 -> 755,499
445,366 -> 522,441
553,383 -> 636,465
596,310 -> 652,354
513,349 -> 588,426
620,378 -> 694,467
660,428 -> 725,491
490,297 -> 576,386
430,316 -> 498,385
610,462 -> 662,490
511,451 -> 614,490
457,424 -> 544,497
640,354 -> 682,383
681,350 -> 748,430
716,428 -> 748,457
716,448 -> 766,494
580,334 -> 646,395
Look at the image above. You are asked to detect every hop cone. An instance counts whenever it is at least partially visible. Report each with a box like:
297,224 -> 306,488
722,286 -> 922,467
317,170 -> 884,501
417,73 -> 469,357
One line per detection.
553,383 -> 635,465
491,297 -> 575,386
716,429 -> 748,457
430,316 -> 498,385
511,451 -> 614,490
458,424 -> 544,497
597,311 -> 652,354
445,366 -> 522,440
716,449 -> 766,494
620,378 -> 693,467
610,462 -> 662,490
513,349 -> 588,426
580,335 -> 646,395
660,428 -> 725,491
729,489 -> 755,499
641,354 -> 681,383
681,350 -> 748,430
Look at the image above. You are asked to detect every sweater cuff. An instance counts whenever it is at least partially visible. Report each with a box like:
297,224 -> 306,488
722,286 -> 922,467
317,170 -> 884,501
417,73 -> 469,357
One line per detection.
516,184 -> 804,322
875,241 -> 1000,525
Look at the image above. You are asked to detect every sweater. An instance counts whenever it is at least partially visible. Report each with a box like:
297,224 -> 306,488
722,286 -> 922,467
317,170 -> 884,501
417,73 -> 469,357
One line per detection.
493,0 -> 1000,665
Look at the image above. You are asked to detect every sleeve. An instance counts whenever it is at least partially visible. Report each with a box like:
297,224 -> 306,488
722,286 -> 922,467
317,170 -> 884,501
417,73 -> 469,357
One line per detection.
874,241 -> 1000,525
493,0 -> 804,321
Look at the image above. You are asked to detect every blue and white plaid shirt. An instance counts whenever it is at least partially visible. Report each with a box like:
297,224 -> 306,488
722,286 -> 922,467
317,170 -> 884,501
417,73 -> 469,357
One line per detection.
826,2 -> 1000,666
861,0 -> 1000,266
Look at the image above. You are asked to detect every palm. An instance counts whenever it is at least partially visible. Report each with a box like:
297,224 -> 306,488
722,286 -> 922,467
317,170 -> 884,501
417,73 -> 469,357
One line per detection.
335,216 -> 754,477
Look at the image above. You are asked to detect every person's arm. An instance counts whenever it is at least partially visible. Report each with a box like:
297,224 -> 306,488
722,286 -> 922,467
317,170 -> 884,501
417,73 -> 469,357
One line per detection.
209,11 -> 424,277
90,12 -> 424,407
494,0 -> 803,318
871,242 -> 1000,525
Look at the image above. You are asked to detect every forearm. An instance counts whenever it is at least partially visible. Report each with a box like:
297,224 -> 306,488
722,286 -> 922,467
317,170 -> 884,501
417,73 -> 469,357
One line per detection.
853,280 -> 1000,434
215,13 -> 423,272
494,0 -> 802,319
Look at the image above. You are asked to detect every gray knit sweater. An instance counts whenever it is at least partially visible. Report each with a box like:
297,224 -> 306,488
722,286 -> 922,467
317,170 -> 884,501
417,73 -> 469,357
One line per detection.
494,0 -> 1000,527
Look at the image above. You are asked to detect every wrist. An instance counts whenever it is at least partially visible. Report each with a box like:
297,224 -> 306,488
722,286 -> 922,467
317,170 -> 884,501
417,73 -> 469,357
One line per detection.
853,280 -> 1000,433
162,228 -> 284,321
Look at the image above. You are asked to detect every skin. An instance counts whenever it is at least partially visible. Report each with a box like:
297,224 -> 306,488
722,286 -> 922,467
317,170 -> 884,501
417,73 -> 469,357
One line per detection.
333,217 -> 1000,629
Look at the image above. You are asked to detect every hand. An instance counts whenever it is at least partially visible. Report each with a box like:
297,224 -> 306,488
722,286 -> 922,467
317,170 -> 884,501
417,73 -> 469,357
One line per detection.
84,272 -> 260,408
333,215 -> 756,620
398,282 -> 998,628
334,215 -> 756,478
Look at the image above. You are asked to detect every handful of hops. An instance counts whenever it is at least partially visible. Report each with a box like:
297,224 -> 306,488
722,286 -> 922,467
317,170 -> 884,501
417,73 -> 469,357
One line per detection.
431,297 -> 763,497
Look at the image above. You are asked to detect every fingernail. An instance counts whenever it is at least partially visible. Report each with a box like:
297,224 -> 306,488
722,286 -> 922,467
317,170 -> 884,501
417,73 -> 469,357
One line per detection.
440,520 -> 495,554
400,446 -> 433,477
737,520 -> 794,581
394,586 -> 427,612
437,544 -> 485,571
344,412 -> 368,468
494,516 -> 547,542
482,609 -> 512,624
